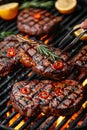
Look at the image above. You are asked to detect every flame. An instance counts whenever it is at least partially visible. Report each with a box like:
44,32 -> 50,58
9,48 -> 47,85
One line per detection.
82,101 -> 87,109
7,112 -> 25,130
77,120 -> 83,126
40,35 -> 53,44
24,35 -> 29,39
56,116 -> 65,127
6,111 -> 25,129
6,104 -> 25,130
82,78 -> 87,86
40,35 -> 47,41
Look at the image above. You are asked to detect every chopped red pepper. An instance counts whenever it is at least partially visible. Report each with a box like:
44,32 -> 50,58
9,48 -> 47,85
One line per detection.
34,13 -> 41,19
7,48 -> 16,57
52,61 -> 63,70
54,89 -> 61,96
20,87 -> 30,94
39,91 -> 49,99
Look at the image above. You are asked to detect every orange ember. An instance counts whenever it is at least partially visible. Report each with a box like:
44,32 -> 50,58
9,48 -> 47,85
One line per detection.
34,13 -> 41,19
6,110 -> 25,130
40,35 -> 48,41
24,35 -> 29,39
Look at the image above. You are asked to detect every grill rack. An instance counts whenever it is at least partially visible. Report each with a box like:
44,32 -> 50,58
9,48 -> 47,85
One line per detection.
0,3 -> 87,130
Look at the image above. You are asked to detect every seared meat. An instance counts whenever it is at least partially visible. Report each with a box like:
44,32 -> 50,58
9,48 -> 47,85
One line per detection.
0,36 -> 21,76
70,45 -> 87,70
10,79 -> 85,117
18,37 -> 71,80
17,8 -> 62,36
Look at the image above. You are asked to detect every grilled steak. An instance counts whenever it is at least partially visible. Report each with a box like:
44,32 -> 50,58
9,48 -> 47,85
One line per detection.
0,35 -> 28,76
10,79 -> 85,117
18,36 -> 71,80
70,45 -> 87,70
0,36 -> 20,76
17,8 -> 62,36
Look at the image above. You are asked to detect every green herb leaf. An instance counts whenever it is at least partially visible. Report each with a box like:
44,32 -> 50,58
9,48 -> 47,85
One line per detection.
37,45 -> 59,61
19,0 -> 54,10
0,31 -> 14,39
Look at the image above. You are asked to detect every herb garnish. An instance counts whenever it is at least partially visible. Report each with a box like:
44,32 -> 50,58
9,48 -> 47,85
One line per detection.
37,45 -> 58,61
17,35 -> 59,61
19,0 -> 54,10
0,31 -> 14,39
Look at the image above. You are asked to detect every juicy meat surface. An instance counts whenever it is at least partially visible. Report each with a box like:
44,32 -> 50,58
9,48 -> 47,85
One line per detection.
18,37 -> 71,80
17,8 -> 62,36
10,79 -> 85,117
70,45 -> 87,70
0,36 -> 21,76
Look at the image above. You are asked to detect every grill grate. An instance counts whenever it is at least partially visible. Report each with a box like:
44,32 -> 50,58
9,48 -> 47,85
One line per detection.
0,2 -> 87,130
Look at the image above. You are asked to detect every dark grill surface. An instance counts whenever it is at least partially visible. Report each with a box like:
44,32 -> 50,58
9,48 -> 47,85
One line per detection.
0,2 -> 87,130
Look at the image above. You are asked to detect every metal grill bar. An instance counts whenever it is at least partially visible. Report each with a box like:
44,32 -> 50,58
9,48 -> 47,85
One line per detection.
29,115 -> 48,130
42,116 -> 58,130
0,96 -> 10,107
1,111 -> 18,125
19,114 -> 40,130
0,105 -> 12,117
10,115 -> 24,128
67,107 -> 87,130
55,116 -> 71,130
0,66 -> 24,90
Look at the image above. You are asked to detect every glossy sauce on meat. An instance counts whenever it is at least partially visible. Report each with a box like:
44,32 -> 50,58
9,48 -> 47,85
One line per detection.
10,79 -> 85,117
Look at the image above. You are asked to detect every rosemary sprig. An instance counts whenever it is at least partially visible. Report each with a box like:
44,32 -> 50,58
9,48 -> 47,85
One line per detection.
0,31 -> 14,39
37,45 -> 59,61
19,0 -> 54,10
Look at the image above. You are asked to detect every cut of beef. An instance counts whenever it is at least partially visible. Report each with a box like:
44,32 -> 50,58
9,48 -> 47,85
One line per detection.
0,36 -> 20,76
10,79 -> 85,117
17,8 -> 62,36
18,36 -> 71,80
70,45 -> 87,70
0,35 -> 27,77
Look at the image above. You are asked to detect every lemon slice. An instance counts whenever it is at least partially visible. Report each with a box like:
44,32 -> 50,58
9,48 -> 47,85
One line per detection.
74,24 -> 87,40
0,2 -> 19,20
55,0 -> 77,14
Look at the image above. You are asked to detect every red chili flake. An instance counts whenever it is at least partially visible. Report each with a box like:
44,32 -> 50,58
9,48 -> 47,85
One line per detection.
34,13 -> 41,19
7,48 -> 16,57
52,61 -> 63,70
39,91 -> 49,99
20,87 -> 30,95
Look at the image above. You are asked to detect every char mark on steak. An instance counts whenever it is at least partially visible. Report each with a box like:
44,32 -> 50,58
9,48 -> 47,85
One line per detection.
18,37 -> 71,80
10,79 -> 85,117
0,36 -> 20,76
0,35 -> 29,77
70,45 -> 87,71
17,8 -> 62,36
